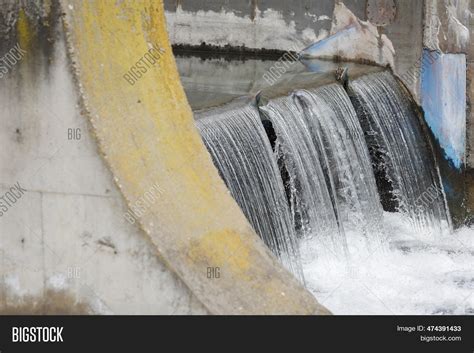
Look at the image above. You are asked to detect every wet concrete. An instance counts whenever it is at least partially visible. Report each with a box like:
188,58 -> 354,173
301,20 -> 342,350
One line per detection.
176,51 -> 383,111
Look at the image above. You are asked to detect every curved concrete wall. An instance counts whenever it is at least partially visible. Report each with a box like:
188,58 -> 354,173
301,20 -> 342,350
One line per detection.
0,0 -> 329,314
0,1 -> 205,314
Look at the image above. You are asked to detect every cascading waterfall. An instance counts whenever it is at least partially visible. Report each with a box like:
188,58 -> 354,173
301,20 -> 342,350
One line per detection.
195,104 -> 304,281
260,84 -> 384,257
259,94 -> 342,251
348,71 -> 451,236
297,85 -> 384,245
194,69 -> 452,289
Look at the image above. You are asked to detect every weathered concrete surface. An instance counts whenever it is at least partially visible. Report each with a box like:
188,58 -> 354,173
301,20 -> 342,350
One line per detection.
421,50 -> 467,170
164,0 -> 334,51
61,0 -> 329,315
423,0 -> 474,222
377,0 -> 424,98
415,1 -> 471,225
0,5 -> 206,314
424,0 -> 472,54
463,0 -> 474,168
468,62 -> 474,167
165,0 -> 423,99
465,62 -> 474,216
1,0 -> 330,314
301,3 -> 395,68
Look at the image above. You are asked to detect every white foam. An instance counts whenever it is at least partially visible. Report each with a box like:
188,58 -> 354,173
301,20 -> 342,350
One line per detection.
302,212 -> 474,314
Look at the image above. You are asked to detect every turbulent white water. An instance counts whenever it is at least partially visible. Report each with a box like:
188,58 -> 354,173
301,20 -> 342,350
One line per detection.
303,213 -> 474,314
195,103 -> 304,281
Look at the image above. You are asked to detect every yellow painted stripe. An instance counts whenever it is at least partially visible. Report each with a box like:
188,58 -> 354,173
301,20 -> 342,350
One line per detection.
61,0 -> 329,314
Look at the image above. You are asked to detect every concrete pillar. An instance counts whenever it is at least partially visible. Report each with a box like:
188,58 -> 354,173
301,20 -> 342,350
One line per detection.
421,0 -> 472,224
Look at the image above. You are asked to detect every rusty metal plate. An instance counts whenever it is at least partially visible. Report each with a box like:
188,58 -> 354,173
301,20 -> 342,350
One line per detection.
366,0 -> 397,26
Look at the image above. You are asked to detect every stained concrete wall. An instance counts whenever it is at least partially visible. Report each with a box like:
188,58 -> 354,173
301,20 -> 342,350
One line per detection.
2,0 -> 329,315
457,1 -> 474,169
422,0 -> 471,170
421,51 -> 467,170
164,0 -> 423,97
164,0 -> 335,50
0,8 -> 206,314
419,0 -> 472,223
